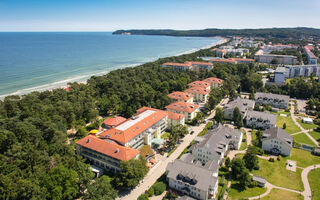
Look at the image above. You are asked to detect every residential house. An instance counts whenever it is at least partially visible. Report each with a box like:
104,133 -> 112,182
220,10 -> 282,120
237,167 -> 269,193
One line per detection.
168,91 -> 194,103
190,124 -> 242,165
223,97 -> 255,120
167,111 -> 185,129
185,86 -> 210,103
166,101 -> 199,122
245,111 -> 277,130
203,77 -> 224,89
261,127 -> 293,156
255,92 -> 289,109
285,64 -> 320,80
166,154 -> 219,200
254,53 -> 298,65
162,62 -> 192,71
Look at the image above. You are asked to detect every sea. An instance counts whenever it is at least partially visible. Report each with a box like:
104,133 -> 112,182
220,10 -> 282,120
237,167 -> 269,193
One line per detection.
0,32 -> 222,99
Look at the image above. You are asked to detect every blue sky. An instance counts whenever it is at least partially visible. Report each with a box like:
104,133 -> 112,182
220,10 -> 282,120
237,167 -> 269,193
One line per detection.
0,0 -> 319,31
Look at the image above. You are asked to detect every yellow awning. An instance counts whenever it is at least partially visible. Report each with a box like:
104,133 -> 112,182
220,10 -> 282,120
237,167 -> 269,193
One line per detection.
89,129 -> 98,134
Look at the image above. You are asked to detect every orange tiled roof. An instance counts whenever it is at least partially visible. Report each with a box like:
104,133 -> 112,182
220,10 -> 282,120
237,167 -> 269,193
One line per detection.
185,61 -> 213,66
162,62 -> 192,67
168,91 -> 193,101
103,116 -> 127,126
76,135 -> 139,161
185,86 -> 210,95
166,101 -> 199,113
209,58 -> 236,63
99,109 -> 168,144
167,111 -> 185,120
203,77 -> 224,84
188,81 -> 210,88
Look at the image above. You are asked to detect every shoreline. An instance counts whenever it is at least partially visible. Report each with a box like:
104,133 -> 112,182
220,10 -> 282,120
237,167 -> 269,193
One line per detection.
0,36 -> 227,100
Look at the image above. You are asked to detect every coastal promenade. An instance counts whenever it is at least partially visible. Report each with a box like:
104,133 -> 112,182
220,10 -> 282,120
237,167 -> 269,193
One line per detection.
118,98 -> 229,200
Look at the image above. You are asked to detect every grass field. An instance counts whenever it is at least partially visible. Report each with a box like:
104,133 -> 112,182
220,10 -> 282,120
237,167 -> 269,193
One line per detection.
228,181 -> 267,200
309,131 -> 320,143
161,132 -> 170,139
252,157 -> 304,191
293,133 -> 316,146
240,131 -> 247,150
290,148 -> 320,168
297,119 -> 318,130
261,188 -> 303,200
276,111 -> 301,134
308,168 -> 320,200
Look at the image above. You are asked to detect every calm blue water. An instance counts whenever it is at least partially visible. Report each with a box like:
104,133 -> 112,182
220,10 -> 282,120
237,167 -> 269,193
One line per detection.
0,32 -> 220,97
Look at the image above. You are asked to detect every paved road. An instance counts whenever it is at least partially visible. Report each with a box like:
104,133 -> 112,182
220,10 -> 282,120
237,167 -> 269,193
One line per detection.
290,102 -> 319,146
301,164 -> 320,200
118,98 -> 229,200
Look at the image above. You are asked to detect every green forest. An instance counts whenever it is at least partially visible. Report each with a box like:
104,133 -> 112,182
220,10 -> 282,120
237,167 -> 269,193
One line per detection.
113,27 -> 320,39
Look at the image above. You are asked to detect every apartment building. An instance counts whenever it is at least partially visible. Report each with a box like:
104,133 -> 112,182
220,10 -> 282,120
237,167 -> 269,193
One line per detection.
166,154 -> 219,200
223,97 -> 255,120
166,101 -> 199,122
261,127 -> 293,156
274,67 -> 286,83
76,135 -> 140,173
255,92 -> 289,109
185,86 -> 210,103
254,53 -> 298,65
208,58 -> 237,64
168,91 -> 194,103
304,45 -> 318,65
285,64 -> 320,79
203,77 -> 224,89
245,111 -> 277,130
188,81 -> 211,90
162,61 -> 213,71
190,124 -> 242,165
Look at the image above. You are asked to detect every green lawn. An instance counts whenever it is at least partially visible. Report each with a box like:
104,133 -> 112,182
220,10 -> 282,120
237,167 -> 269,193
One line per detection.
161,132 -> 170,139
228,181 -> 267,200
309,131 -> 320,143
308,168 -> 320,200
276,111 -> 301,134
261,188 -> 303,200
290,148 -> 320,168
297,119 -> 318,130
252,157 -> 304,191
240,131 -> 247,151
293,133 -> 316,146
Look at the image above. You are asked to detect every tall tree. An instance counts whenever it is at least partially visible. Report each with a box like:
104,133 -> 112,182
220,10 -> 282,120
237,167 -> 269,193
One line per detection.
87,176 -> 117,200
214,107 -> 224,124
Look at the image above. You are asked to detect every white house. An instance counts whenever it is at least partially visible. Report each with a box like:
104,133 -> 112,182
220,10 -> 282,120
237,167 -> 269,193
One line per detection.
261,127 -> 293,156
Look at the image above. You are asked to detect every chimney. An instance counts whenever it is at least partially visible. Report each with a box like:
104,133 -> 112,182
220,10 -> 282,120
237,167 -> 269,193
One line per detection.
115,148 -> 119,153
87,138 -> 90,143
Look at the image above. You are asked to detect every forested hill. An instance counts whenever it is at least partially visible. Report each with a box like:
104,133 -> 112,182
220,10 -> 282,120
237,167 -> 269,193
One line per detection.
113,27 -> 320,39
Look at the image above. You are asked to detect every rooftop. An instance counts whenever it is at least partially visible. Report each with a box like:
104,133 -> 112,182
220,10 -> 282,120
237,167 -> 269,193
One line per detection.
188,81 -> 210,89
246,110 -> 277,125
168,91 -> 193,101
99,108 -> 168,144
103,116 -> 127,127
185,86 -> 210,95
262,127 -> 293,147
255,92 -> 290,103
203,77 -> 224,84
166,101 -> 199,113
76,135 -> 139,161
224,97 -> 255,113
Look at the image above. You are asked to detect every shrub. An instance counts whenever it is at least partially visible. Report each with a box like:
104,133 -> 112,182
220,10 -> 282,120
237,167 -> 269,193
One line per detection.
277,156 -> 281,161
138,194 -> 149,200
160,151 -> 164,156
283,123 -> 287,129
253,165 -> 260,170
242,138 -> 247,142
146,187 -> 154,197
269,158 -> 275,162
249,180 -> 258,188
152,182 -> 166,196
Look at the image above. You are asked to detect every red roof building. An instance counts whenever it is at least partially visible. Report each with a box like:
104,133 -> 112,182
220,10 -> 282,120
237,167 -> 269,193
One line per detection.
103,116 -> 127,128
188,81 -> 211,90
168,91 -> 194,103
185,86 -> 210,95
166,101 -> 199,114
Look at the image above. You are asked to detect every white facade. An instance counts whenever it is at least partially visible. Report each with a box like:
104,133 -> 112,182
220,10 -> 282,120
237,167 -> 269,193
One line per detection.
261,138 -> 291,156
